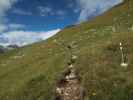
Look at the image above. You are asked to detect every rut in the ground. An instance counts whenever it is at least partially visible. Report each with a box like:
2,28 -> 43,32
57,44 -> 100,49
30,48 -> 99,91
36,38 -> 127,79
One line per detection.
55,55 -> 84,100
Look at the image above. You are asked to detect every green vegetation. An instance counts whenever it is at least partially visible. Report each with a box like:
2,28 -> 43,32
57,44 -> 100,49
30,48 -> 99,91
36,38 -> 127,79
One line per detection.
0,0 -> 133,100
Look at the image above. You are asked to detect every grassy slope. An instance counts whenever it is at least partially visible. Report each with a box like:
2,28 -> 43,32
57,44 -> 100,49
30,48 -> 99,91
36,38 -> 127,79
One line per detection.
0,0 -> 133,100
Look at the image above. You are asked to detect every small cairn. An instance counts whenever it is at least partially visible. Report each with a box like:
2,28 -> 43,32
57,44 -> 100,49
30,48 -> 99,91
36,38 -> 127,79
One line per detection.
65,55 -> 78,80
119,42 -> 128,68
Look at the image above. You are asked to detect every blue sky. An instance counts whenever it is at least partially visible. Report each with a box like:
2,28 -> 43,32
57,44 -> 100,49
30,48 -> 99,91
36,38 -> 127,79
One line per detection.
0,0 -> 123,46
7,0 -> 79,31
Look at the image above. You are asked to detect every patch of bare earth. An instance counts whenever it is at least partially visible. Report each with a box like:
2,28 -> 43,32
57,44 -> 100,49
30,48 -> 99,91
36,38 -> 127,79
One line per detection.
55,59 -> 84,100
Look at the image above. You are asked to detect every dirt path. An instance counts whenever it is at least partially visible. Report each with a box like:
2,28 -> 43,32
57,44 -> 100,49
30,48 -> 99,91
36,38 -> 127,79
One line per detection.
55,56 -> 84,100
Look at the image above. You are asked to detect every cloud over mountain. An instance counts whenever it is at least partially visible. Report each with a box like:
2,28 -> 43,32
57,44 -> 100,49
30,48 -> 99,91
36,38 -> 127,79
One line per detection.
77,0 -> 123,22
0,29 -> 60,46
0,0 -> 61,46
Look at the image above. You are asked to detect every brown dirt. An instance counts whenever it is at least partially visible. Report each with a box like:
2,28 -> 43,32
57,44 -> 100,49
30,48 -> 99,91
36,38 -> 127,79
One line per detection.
55,65 -> 84,100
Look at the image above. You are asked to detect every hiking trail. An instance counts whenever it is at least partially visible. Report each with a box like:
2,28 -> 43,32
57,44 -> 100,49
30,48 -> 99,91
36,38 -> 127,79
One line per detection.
55,44 -> 85,100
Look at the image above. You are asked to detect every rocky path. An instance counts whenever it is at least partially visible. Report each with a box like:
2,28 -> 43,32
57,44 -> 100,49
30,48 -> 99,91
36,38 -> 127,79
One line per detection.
55,55 -> 84,100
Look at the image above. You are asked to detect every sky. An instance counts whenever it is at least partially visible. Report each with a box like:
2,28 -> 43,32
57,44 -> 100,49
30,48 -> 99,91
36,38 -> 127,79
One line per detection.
0,0 -> 123,46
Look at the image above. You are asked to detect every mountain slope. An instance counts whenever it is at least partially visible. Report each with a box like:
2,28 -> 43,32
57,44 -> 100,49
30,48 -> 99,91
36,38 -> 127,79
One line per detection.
0,0 -> 133,100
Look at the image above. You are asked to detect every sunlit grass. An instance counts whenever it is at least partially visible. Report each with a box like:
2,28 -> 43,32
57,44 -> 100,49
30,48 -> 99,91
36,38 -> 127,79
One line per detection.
0,0 -> 133,100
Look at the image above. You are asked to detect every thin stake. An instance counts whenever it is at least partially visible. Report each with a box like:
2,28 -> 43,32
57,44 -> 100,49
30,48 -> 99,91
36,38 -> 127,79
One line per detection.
120,42 -> 125,63
119,42 -> 128,67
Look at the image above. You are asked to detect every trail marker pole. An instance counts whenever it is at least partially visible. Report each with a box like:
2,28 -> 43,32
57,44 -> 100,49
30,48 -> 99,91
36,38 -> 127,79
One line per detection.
119,42 -> 128,68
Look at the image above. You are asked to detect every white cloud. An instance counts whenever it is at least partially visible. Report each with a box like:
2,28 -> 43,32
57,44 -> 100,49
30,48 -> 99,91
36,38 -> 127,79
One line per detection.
0,29 -> 61,46
77,0 -> 123,22
0,24 -> 7,32
38,6 -> 66,16
38,6 -> 53,16
0,23 -> 25,33
12,9 -> 32,15
0,0 -> 18,33
68,3 -> 74,8
56,10 -> 66,16
73,8 -> 80,13
8,23 -> 25,30
0,0 -> 17,18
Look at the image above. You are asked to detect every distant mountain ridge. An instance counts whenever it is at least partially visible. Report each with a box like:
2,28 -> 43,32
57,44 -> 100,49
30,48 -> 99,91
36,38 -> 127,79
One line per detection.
0,46 -> 6,53
0,44 -> 19,53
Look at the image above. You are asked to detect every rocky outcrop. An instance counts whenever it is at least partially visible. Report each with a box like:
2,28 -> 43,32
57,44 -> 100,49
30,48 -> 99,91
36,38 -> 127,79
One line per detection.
0,46 -> 7,53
